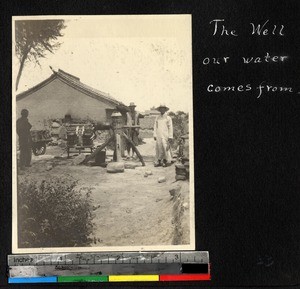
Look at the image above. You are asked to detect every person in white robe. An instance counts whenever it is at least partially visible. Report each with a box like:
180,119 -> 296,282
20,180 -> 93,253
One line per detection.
153,104 -> 173,167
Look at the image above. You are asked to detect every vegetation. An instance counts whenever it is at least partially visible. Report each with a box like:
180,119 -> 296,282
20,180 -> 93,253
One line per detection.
169,111 -> 189,149
15,20 -> 66,90
18,175 -> 95,248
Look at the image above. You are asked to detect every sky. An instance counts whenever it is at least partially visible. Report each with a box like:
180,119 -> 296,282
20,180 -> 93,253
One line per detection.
13,15 -> 193,113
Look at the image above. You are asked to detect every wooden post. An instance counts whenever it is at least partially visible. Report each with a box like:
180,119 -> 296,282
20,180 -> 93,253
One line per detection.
82,135 -> 114,164
122,132 -> 145,166
111,111 -> 124,162
115,133 -> 122,162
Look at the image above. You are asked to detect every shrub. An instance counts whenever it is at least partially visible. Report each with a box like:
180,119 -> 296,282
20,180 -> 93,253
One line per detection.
169,111 -> 189,149
18,175 -> 95,248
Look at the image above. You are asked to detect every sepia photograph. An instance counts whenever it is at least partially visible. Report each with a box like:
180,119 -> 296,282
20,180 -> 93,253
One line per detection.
12,15 -> 194,253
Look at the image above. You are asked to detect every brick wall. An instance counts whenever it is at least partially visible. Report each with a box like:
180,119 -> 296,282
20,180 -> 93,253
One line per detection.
140,116 -> 156,130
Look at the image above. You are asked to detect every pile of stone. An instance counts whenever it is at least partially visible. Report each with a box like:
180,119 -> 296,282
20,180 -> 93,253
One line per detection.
175,133 -> 190,181
175,159 -> 189,181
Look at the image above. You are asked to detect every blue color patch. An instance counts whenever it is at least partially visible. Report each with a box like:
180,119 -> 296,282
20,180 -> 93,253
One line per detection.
8,276 -> 57,283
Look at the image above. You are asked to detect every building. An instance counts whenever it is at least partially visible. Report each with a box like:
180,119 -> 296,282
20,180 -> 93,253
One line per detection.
16,68 -> 128,129
139,109 -> 160,130
143,109 -> 160,117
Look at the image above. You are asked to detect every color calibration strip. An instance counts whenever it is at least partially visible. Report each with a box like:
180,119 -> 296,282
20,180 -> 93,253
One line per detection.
8,274 -> 211,283
8,252 -> 210,283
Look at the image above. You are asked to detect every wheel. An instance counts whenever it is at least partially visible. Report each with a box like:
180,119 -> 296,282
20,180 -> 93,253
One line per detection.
32,143 -> 46,156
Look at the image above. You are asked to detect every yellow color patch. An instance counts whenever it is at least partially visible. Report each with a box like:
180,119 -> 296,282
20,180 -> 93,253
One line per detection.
109,275 -> 159,282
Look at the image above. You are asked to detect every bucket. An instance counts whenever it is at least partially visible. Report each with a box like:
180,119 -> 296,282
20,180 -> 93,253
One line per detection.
95,150 -> 106,166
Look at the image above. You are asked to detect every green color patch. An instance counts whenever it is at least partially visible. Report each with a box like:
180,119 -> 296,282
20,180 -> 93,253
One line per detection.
58,275 -> 108,283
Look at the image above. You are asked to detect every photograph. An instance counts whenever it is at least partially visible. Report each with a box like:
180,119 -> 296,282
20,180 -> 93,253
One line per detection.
12,15 -> 194,253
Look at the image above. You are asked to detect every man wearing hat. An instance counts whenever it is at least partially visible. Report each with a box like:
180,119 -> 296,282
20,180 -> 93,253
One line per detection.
16,109 -> 32,169
126,102 -> 144,159
153,104 -> 173,167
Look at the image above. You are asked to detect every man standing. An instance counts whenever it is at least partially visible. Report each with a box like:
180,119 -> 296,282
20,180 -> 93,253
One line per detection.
153,104 -> 173,167
126,102 -> 143,159
16,109 -> 32,169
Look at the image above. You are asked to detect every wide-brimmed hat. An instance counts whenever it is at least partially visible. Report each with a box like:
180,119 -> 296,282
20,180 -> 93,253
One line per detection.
156,104 -> 169,111
129,102 -> 136,107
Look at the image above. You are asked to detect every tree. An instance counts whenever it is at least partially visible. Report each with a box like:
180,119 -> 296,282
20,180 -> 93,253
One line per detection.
176,110 -> 185,116
15,20 -> 66,91
170,111 -> 189,149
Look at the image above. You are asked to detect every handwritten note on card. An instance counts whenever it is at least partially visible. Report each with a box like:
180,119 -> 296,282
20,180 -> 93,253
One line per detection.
202,19 -> 297,98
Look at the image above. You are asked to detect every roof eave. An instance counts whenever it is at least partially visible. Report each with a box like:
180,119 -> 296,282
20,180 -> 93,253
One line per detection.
16,70 -> 129,111
16,74 -> 57,101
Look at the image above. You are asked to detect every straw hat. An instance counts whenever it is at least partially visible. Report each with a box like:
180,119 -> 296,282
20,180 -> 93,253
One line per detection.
156,104 -> 169,111
129,102 -> 136,107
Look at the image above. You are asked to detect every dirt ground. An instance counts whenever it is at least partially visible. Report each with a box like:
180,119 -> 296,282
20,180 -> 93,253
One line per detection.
17,138 -> 192,248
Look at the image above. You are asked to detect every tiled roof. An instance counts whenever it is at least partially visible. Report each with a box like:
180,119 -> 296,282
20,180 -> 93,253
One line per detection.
149,109 -> 160,115
143,109 -> 160,116
16,68 -> 128,110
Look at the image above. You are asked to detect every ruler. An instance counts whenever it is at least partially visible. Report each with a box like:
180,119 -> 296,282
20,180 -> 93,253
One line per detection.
8,251 -> 210,283
8,251 -> 209,266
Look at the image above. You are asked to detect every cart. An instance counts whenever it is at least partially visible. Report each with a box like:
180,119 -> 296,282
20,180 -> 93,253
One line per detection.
65,124 -> 95,158
30,130 -> 52,156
